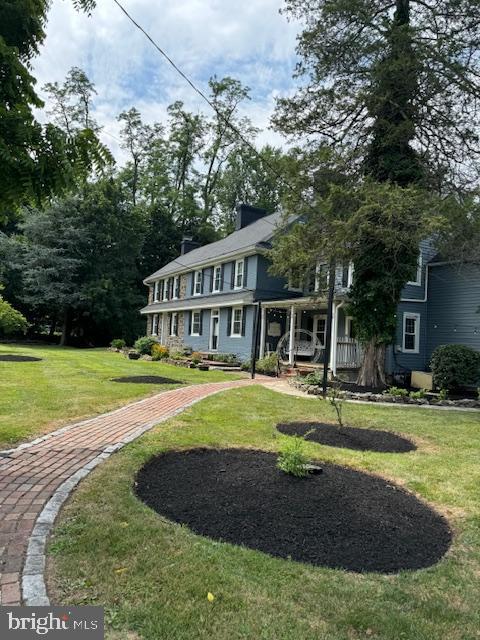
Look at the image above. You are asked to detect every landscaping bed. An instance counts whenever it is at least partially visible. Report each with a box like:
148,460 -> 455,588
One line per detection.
135,448 -> 451,573
111,375 -> 178,385
277,422 -> 416,453
290,378 -> 480,408
0,354 -> 42,362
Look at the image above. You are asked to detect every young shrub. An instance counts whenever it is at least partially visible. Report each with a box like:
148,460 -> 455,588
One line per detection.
277,436 -> 309,477
430,344 -> 480,391
326,381 -> 345,427
409,388 -> 426,399
110,338 -> 126,351
190,351 -> 202,365
303,371 -> 323,385
385,386 -> 409,397
438,388 -> 448,401
134,336 -> 158,356
256,352 -> 279,375
170,350 -> 186,361
151,344 -> 169,361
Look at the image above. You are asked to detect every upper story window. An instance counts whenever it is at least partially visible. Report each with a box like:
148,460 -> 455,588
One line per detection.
162,279 -> 168,301
403,312 -> 420,353
191,311 -> 201,336
315,262 -> 329,293
288,269 -> 303,292
213,265 -> 222,293
153,281 -> 160,302
173,275 -> 180,299
194,270 -> 203,295
341,262 -> 354,289
407,254 -> 422,286
231,307 -> 243,337
234,259 -> 245,289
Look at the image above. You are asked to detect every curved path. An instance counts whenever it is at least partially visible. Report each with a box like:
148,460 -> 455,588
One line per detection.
0,378 -> 268,606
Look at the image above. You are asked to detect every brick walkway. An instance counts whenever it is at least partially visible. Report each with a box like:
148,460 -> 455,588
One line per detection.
0,379 -> 263,605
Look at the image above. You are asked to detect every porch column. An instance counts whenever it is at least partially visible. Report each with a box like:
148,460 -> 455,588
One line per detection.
331,302 -> 338,376
259,306 -> 267,359
288,305 -> 296,365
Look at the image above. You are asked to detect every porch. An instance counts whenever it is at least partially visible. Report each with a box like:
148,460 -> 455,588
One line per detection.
259,298 -> 362,374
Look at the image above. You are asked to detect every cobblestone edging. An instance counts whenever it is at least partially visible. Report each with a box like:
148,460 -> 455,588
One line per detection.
0,379 -> 264,606
289,380 -> 480,410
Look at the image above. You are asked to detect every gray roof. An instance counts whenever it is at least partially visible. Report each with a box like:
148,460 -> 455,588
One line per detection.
144,211 -> 285,283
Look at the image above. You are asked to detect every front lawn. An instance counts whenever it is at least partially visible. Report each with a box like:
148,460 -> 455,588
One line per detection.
0,343 -> 242,449
47,386 -> 480,640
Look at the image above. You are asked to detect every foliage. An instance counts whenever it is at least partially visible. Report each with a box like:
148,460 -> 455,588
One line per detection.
0,288 -> 28,335
134,336 -> 158,356
110,339 -> 126,350
0,5 -> 111,222
256,353 -> 279,375
326,381 -> 345,427
190,352 -> 202,365
410,389 -> 427,400
277,436 -> 309,478
206,353 -> 238,363
438,388 -> 448,401
302,371 -> 323,385
170,351 -> 186,361
151,344 -> 169,361
385,386 -> 410,398
430,344 -> 480,391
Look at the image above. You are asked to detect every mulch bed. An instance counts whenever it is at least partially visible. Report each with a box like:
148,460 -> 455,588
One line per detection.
333,381 -> 386,394
277,422 -> 416,453
135,448 -> 451,573
111,376 -> 178,384
0,354 -> 42,362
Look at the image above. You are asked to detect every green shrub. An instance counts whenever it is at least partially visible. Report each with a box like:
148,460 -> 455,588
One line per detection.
277,437 -> 309,477
151,344 -> 169,361
385,386 -> 409,397
430,344 -> 480,391
134,336 -> 157,355
256,352 -> 279,375
409,388 -> 426,399
0,292 -> 28,336
303,371 -> 323,385
438,388 -> 448,401
170,350 -> 186,361
110,338 -> 126,350
190,351 -> 202,364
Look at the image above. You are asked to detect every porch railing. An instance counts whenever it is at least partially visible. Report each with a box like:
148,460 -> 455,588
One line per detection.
336,337 -> 362,368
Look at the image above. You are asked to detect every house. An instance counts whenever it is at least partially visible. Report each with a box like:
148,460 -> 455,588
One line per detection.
141,204 -> 480,378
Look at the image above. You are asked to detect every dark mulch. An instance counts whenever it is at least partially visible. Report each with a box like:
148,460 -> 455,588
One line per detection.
277,422 -> 416,453
135,448 -> 451,573
111,376 -> 178,384
0,354 -> 42,362
333,381 -> 386,394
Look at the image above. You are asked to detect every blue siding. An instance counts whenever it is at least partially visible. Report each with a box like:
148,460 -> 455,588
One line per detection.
427,264 -> 480,360
184,255 -> 257,301
255,254 -> 299,300
183,306 -> 255,361
400,238 -> 437,301
386,301 -> 428,373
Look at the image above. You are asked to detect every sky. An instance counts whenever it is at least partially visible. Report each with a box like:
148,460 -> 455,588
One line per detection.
33,0 -> 301,165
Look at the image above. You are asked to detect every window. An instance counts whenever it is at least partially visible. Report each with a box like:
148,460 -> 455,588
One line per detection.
341,262 -> 354,289
213,265 -> 222,292
403,313 -> 420,353
345,316 -> 356,339
162,279 -> 168,301
407,254 -> 422,286
191,311 -> 201,335
234,259 -> 244,289
151,314 -> 159,335
173,276 -> 180,299
170,312 -> 178,336
194,270 -> 203,295
231,307 -> 243,337
288,269 -> 303,292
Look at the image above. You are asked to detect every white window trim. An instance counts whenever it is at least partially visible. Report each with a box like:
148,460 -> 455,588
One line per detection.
345,316 -> 354,338
234,259 -> 244,290
191,310 -> 201,336
151,314 -> 159,336
209,308 -> 220,351
347,262 -> 354,288
173,275 -> 180,300
231,306 -> 243,338
162,279 -> 168,301
407,254 -> 422,286
170,312 -> 178,337
193,270 -> 203,296
402,312 -> 420,353
212,265 -> 222,293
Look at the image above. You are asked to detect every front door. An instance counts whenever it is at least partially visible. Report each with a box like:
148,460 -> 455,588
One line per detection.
210,309 -> 220,351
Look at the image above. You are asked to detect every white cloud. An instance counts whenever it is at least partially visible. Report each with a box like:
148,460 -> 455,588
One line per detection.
33,0 -> 300,164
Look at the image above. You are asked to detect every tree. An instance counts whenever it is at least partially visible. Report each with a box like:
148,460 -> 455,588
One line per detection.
0,287 -> 28,336
0,1 -> 109,222
272,0 -> 480,385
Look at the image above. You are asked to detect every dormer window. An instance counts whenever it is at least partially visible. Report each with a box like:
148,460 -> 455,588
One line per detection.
407,254 -> 422,286
213,265 -> 222,293
234,259 -> 244,289
194,270 -> 203,295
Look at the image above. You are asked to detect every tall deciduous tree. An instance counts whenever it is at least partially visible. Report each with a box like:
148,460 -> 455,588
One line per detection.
0,1 -> 109,222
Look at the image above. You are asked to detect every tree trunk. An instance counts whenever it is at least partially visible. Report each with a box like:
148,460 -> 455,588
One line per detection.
59,309 -> 70,347
357,340 -> 386,388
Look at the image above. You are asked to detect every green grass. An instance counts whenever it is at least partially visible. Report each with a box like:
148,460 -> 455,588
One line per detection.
0,343 -> 242,449
47,386 -> 480,640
